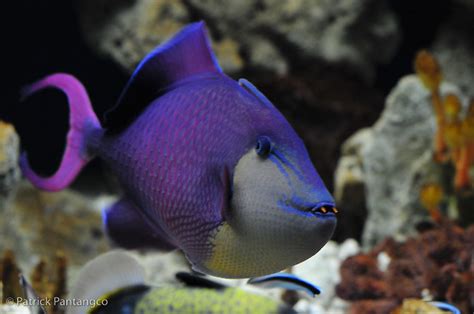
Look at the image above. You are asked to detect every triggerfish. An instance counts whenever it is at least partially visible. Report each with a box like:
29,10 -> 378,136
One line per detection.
20,22 -> 337,278
64,251 -> 297,314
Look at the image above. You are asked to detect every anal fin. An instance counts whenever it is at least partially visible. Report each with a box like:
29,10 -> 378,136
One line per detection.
103,198 -> 176,251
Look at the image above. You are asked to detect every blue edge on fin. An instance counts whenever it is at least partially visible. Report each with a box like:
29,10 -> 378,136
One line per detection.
248,273 -> 322,297
429,301 -> 461,314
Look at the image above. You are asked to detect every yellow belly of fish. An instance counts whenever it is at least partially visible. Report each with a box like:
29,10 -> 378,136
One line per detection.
204,223 -> 291,278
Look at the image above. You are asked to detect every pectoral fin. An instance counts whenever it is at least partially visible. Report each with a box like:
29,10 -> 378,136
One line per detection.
103,198 -> 176,251
248,273 -> 321,297
220,167 -> 233,221
175,272 -> 226,290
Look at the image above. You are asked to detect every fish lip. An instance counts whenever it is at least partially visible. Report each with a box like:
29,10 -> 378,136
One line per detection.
309,203 -> 338,216
289,201 -> 338,216
313,211 -> 336,218
310,202 -> 335,211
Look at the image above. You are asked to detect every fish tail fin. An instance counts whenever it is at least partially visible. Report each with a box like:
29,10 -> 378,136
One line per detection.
20,73 -> 102,191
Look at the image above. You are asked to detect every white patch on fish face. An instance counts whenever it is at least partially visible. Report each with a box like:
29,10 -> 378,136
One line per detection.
203,147 -> 337,278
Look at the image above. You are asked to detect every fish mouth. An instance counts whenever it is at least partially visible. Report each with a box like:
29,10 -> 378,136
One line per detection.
310,203 -> 338,215
288,200 -> 339,216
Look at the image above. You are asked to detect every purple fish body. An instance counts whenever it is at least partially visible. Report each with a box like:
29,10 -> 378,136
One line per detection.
20,22 -> 337,278
101,75 -> 256,258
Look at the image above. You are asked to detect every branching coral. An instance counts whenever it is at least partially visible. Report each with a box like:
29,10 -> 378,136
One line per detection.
443,94 -> 463,163
414,50 -> 445,162
415,50 -> 474,191
455,99 -> 474,189
419,183 -> 444,223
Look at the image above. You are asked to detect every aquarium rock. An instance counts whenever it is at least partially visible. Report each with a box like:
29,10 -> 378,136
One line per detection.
0,305 -> 30,314
133,250 -> 190,286
75,0 -> 244,74
0,181 -> 112,277
76,0 -> 399,80
358,75 -> 465,247
0,122 -> 20,199
293,299 -> 325,314
333,128 -> 371,241
432,5 -> 474,96
293,239 -> 359,313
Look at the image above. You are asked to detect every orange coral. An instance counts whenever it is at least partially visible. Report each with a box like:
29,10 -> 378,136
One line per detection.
444,94 -> 462,119
455,99 -> 474,190
415,50 -> 473,191
443,94 -> 463,163
419,183 -> 444,222
414,50 -> 446,162
414,50 -> 442,92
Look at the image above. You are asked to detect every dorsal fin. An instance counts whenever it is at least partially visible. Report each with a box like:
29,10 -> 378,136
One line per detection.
105,21 -> 222,132
238,79 -> 275,109
66,251 -> 146,314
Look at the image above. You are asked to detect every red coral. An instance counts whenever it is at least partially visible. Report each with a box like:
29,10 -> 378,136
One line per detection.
340,254 -> 383,281
385,259 -> 428,300
336,220 -> 473,313
337,254 -> 388,300
445,271 -> 472,314
336,277 -> 389,300
371,237 -> 400,258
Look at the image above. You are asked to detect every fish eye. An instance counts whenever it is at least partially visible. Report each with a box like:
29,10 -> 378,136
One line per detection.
256,136 -> 273,157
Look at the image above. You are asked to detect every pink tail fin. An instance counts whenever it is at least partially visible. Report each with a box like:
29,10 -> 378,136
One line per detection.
20,73 -> 101,191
